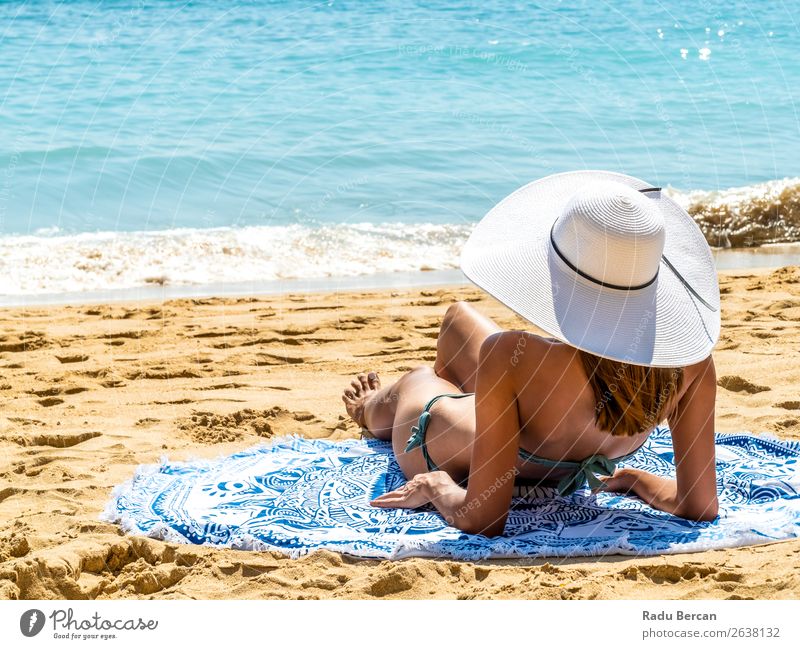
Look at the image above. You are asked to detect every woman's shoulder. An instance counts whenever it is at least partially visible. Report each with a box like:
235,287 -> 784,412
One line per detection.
481,330 -> 566,371
481,329 -> 553,350
678,354 -> 717,398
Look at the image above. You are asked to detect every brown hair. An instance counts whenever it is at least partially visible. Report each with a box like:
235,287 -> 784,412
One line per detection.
578,350 -> 684,437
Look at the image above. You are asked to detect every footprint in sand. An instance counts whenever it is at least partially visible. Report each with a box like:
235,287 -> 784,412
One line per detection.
0,331 -> 49,353
750,331 -> 778,339
54,353 -> 89,364
292,305 -> 341,312
775,400 -> 800,410
0,532 -> 31,568
1,430 -> 102,448
134,418 -> 160,427
28,386 -> 61,397
195,382 -> 251,390
717,375 -> 771,394
192,329 -> 240,339
177,406 -> 321,444
272,325 -> 320,336
75,368 -> 127,388
353,345 -> 406,358
408,298 -> 447,307
101,330 -> 149,340
413,321 -> 441,330
769,267 -> 800,284
6,417 -> 45,427
716,335 -> 740,350
9,455 -> 56,478
775,417 -> 799,430
330,316 -> 370,331
622,563 -> 742,586
253,352 -> 305,366
37,397 -> 64,407
143,307 -> 164,320
759,298 -> 800,322
124,367 -> 202,380
8,536 -> 197,598
27,385 -> 89,403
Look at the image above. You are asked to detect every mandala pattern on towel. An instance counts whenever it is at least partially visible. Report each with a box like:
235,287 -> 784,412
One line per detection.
101,426 -> 800,560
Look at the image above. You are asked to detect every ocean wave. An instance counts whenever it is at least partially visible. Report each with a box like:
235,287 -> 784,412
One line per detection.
0,223 -> 472,296
666,177 -> 800,248
1,178 -> 799,296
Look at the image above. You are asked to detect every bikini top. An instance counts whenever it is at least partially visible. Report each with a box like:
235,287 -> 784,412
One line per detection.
406,392 -> 647,497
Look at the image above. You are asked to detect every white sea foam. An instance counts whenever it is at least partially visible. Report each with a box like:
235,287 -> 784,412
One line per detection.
0,222 -> 473,296
665,176 -> 800,247
2,178 -> 799,297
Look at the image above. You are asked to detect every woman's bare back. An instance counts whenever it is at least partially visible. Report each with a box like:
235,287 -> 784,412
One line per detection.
432,331 -> 699,482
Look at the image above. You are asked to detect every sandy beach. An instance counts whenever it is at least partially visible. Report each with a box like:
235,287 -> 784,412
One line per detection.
0,265 -> 799,600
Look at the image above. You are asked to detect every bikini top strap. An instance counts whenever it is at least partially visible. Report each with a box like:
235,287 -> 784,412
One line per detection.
555,454 -> 619,497
516,448 -> 621,497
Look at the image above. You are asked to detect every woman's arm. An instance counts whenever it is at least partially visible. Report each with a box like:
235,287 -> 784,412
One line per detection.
601,356 -> 719,521
444,331 -> 522,535
370,332 -> 523,536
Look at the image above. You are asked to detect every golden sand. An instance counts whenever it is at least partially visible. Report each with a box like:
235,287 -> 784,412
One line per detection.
1,266 -> 799,600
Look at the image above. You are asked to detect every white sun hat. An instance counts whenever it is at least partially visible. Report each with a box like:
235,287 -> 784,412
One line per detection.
460,170 -> 720,367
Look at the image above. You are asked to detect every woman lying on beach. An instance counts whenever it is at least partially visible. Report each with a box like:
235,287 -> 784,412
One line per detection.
343,171 -> 721,537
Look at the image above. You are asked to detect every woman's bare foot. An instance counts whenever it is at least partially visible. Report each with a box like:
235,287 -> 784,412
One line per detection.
342,371 -> 381,429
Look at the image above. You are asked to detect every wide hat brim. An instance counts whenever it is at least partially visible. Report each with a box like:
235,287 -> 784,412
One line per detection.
460,170 -> 720,367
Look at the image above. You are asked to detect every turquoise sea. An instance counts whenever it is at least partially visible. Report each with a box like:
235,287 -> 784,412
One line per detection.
0,0 -> 798,297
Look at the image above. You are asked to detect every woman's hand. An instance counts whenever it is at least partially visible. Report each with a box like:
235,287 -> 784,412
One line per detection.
597,467 -> 714,521
371,471 -> 470,526
595,467 -> 638,494
371,471 -> 461,509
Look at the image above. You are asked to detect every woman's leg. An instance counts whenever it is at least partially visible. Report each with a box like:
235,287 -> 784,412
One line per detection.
433,301 -> 503,393
342,367 -> 476,482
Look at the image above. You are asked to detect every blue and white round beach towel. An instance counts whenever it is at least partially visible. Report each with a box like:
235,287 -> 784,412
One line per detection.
100,426 -> 800,560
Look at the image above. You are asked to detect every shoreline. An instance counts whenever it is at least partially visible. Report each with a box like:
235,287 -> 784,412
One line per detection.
2,243 -> 799,308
